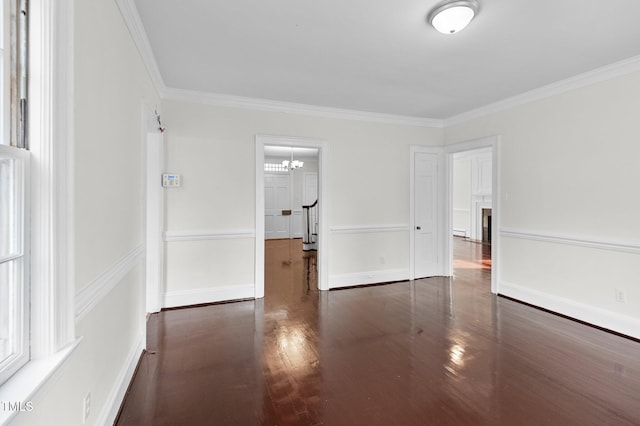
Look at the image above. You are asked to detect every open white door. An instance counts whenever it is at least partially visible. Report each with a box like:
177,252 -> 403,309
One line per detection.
411,147 -> 444,279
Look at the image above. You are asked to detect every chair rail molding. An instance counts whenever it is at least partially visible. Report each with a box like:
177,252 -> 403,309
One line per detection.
330,224 -> 410,234
500,228 -> 640,254
75,245 -> 145,321
164,229 -> 256,242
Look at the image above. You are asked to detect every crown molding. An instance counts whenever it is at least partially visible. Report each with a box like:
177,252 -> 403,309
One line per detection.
116,0 -> 640,130
114,0 -> 167,94
163,87 -> 443,128
445,55 -> 640,127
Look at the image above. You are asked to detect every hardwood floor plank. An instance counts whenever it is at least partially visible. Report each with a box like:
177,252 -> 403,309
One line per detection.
116,238 -> 640,425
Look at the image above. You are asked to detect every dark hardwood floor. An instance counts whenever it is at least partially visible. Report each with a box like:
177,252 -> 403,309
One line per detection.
116,238 -> 640,425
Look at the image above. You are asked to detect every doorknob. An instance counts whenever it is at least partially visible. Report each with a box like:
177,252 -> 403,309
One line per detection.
416,226 -> 421,230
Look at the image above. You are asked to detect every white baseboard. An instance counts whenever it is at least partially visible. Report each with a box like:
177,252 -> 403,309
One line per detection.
164,284 -> 255,308
98,334 -> 144,425
330,269 -> 409,289
453,229 -> 468,237
499,281 -> 640,340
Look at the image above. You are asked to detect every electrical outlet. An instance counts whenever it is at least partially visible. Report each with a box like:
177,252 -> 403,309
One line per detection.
379,256 -> 386,265
83,393 -> 91,424
615,288 -> 627,303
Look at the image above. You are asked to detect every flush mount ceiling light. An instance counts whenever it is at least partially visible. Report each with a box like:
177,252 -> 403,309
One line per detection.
427,0 -> 479,34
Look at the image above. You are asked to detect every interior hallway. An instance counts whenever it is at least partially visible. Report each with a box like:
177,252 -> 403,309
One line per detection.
115,238 -> 640,425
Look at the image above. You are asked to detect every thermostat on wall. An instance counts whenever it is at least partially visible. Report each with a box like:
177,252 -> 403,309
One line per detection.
162,173 -> 181,188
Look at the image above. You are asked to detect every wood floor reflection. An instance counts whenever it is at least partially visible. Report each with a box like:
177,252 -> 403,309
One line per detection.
116,238 -> 640,425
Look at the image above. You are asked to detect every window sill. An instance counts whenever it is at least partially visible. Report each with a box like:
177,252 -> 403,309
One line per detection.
0,337 -> 82,424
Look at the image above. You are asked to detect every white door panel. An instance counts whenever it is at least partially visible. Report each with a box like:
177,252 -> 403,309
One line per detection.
265,173 -> 291,239
414,152 -> 440,278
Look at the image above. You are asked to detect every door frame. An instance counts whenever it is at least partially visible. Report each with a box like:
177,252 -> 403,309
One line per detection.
444,135 -> 500,294
410,145 -> 446,280
255,135 -> 329,298
144,104 -> 165,314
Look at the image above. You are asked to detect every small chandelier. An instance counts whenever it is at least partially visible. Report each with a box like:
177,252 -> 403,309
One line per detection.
427,0 -> 479,35
282,149 -> 304,170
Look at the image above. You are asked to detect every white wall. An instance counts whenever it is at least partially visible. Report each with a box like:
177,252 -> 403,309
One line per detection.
445,70 -> 640,338
162,100 -> 442,303
11,0 -> 160,423
452,155 -> 471,236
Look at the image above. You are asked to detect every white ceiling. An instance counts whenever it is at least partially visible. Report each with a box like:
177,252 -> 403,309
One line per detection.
133,0 -> 640,120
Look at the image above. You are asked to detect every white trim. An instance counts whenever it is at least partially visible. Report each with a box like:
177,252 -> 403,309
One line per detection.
452,147 -> 491,160
114,0 -> 166,94
444,136 -> 500,294
164,284 -> 255,308
51,0 -> 76,351
164,87 -> 443,128
28,0 -> 76,358
256,134 -> 330,297
453,230 -> 468,238
445,55 -> 640,126
75,245 -> 145,322
97,335 -> 144,426
330,269 -> 410,289
330,224 -> 409,234
500,228 -> 640,254
164,229 -> 256,242
0,338 -> 82,425
144,112 -> 164,314
499,280 -> 640,340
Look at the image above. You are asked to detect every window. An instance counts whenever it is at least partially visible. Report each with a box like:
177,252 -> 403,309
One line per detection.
0,0 -> 29,386
0,145 -> 28,384
264,162 -> 289,172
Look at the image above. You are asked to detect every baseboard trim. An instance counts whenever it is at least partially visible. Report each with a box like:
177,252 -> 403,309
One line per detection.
98,334 -> 144,426
164,284 -> 255,308
75,245 -> 145,322
499,280 -> 640,340
330,269 -> 410,289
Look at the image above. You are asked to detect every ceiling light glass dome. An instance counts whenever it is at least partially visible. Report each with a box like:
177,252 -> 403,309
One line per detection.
428,0 -> 479,34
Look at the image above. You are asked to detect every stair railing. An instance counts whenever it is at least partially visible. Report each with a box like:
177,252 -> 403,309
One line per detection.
302,199 -> 318,250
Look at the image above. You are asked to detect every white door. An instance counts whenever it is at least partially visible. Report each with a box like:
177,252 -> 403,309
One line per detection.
414,151 -> 440,278
265,173 -> 291,239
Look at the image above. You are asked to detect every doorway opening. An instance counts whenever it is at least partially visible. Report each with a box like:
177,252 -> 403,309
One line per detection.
446,137 -> 498,294
255,135 -> 329,299
263,146 -> 319,301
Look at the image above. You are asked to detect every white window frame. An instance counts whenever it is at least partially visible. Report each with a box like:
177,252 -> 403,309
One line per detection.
0,144 -> 30,385
0,0 -> 78,422
0,0 -> 29,386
